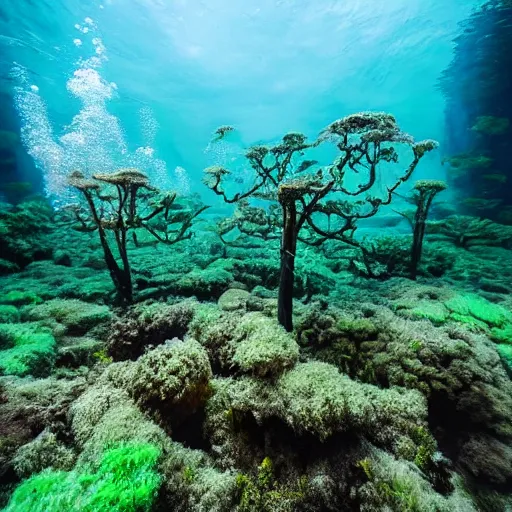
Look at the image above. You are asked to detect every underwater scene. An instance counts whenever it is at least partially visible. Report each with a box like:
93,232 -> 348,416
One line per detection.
0,0 -> 511,510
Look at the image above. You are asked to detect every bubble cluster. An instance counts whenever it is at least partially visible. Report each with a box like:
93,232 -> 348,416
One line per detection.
13,14 -> 174,202
139,106 -> 159,146
13,65 -> 66,198
173,166 -> 191,196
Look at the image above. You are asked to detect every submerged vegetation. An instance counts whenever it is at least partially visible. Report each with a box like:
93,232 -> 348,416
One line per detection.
205,112 -> 437,330
0,1 -> 511,512
0,106 -> 511,510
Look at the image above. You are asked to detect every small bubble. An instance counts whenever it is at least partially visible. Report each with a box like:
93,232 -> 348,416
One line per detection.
84,17 -> 94,25
30,85 -> 39,92
73,39 -> 83,47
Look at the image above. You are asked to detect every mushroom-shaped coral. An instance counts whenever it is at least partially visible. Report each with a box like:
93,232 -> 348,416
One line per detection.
414,180 -> 447,193
278,177 -> 325,204
324,112 -> 399,137
92,168 -> 150,188
68,170 -> 99,191
413,140 -> 439,158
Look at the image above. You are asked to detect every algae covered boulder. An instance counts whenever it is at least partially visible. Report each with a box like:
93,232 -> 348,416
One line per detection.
101,338 -> 213,427
0,323 -> 56,377
190,307 -> 299,377
231,313 -> 299,377
3,442 -> 162,512
218,288 -> 250,311
26,299 -> 112,336
0,306 -> 20,324
107,300 -> 196,361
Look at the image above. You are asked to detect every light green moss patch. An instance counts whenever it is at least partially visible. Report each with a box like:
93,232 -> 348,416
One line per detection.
497,344 -> 512,374
0,322 -> 56,377
491,324 -> 512,345
4,442 -> 161,512
0,305 -> 20,323
410,301 -> 449,325
0,290 -> 43,306
444,293 -> 510,328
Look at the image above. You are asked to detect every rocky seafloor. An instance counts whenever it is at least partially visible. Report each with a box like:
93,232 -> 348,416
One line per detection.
0,197 -> 512,512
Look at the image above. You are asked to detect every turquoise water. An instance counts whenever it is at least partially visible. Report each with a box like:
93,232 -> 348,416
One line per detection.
1,2 -> 512,512
1,0 -> 477,195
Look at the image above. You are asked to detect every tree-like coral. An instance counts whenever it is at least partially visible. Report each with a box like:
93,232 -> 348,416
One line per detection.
427,215 -> 512,249
69,168 -> 208,302
205,113 -> 437,330
407,180 -> 447,279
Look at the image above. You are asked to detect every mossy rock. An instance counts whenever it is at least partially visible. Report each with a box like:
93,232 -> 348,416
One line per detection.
175,268 -> 233,299
218,289 -> 250,312
232,313 -> 299,377
444,293 -> 511,329
26,299 -> 112,336
102,339 -> 213,427
0,259 -> 19,275
0,322 -> 56,377
0,305 -> 20,323
0,291 -> 43,307
56,337 -> 105,368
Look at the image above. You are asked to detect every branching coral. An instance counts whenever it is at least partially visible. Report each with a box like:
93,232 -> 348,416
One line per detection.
427,215 -> 512,249
204,113 -> 437,330
69,168 -> 208,302
408,180 -> 447,279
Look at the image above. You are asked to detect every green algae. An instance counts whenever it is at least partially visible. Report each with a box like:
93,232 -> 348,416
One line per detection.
3,443 -> 161,512
444,293 -> 511,328
0,322 -> 56,377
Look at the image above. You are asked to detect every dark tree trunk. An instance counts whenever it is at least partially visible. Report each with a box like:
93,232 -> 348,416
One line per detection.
81,188 -> 134,302
410,216 -> 425,280
98,227 -> 133,302
278,202 -> 297,332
